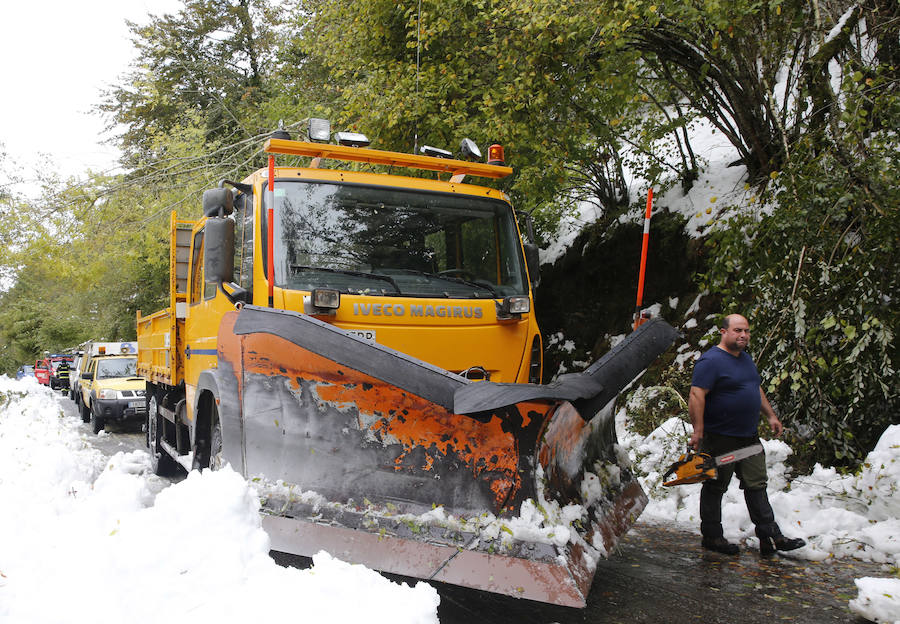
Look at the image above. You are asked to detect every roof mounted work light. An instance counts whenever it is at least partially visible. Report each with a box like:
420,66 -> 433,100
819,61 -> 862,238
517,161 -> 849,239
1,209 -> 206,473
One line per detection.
420,145 -> 453,159
334,131 -> 371,147
271,121 -> 291,141
308,118 -> 331,142
459,138 -> 482,161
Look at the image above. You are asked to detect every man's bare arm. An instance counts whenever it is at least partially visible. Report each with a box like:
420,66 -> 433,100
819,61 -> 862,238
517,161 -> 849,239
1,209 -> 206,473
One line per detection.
688,386 -> 709,449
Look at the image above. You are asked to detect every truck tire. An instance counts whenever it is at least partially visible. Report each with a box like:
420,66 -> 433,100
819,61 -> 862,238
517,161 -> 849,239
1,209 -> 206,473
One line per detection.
147,395 -> 178,476
191,402 -> 224,472
90,406 -> 104,434
80,397 -> 91,424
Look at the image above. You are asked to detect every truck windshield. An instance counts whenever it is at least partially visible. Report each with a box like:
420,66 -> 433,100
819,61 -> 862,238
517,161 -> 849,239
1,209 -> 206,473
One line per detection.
263,181 -> 529,298
96,358 -> 138,379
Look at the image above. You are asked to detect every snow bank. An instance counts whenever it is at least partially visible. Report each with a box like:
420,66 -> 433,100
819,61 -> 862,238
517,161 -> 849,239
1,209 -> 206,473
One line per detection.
621,413 -> 900,567
849,577 -> 900,624
619,410 -> 900,623
0,377 -> 439,624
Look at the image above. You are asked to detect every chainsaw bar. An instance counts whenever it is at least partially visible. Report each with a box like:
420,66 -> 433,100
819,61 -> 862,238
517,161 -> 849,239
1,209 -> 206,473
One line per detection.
713,443 -> 763,467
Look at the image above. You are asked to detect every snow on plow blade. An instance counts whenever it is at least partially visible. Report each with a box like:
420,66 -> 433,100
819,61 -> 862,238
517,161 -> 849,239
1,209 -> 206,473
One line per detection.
216,306 -> 677,607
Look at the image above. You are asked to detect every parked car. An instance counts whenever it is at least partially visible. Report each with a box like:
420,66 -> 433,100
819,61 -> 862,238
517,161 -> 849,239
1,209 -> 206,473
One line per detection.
16,365 -> 35,380
68,353 -> 83,401
34,358 -> 51,385
72,342 -> 136,415
79,353 -> 147,434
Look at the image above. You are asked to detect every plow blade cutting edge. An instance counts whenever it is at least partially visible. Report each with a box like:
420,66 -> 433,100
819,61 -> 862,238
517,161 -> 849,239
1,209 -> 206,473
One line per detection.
214,306 -> 677,607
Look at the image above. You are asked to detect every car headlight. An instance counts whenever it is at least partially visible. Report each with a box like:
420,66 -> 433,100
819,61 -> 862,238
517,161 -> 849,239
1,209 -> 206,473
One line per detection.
98,389 -> 119,400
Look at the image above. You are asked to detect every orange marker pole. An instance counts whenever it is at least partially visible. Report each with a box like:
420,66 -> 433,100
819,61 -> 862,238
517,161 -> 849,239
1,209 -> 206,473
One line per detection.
267,155 -> 275,308
633,188 -> 653,330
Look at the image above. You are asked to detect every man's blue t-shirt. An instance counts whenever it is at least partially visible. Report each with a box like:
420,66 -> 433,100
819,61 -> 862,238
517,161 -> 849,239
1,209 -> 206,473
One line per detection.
691,347 -> 762,437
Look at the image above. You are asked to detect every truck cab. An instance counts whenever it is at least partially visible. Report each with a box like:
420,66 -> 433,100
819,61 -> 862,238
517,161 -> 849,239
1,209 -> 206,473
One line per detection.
79,354 -> 147,434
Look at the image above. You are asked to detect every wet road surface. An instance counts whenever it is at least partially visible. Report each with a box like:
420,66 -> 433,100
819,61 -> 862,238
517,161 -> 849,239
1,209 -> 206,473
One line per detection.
61,391 -> 881,623
59,393 -> 146,459
270,517 -> 883,623
430,522 -> 880,623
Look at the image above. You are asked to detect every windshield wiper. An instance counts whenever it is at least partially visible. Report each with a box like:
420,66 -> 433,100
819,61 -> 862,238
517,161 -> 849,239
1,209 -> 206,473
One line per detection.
290,265 -> 401,294
389,269 -> 498,297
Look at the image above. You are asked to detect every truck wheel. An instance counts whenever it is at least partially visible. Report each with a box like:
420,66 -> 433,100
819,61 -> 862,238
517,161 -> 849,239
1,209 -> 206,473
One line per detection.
90,406 -> 104,434
147,395 -> 178,476
192,402 -> 224,472
80,398 -> 91,423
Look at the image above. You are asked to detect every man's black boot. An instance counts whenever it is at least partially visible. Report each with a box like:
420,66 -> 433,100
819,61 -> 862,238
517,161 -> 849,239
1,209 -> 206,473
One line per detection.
702,536 -> 740,555
744,488 -> 806,555
700,484 -> 738,554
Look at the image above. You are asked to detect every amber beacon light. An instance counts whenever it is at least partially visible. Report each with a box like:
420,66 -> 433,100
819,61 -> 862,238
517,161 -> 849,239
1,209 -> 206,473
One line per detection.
487,144 -> 505,166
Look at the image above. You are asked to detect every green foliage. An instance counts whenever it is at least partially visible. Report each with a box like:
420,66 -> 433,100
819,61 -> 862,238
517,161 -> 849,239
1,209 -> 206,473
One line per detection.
1,0 -> 895,477
288,0 -> 695,227
700,59 -> 900,468
100,0 -> 284,165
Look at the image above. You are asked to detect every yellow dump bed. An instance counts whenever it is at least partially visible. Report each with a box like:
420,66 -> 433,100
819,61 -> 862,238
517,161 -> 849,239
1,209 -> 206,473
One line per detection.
136,212 -> 195,386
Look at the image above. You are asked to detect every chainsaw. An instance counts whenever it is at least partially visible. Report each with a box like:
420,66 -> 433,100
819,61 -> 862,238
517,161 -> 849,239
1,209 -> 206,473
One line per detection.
662,443 -> 763,486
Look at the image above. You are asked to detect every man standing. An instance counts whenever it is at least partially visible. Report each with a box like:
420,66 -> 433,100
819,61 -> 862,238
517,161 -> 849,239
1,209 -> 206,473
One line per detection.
688,314 -> 806,555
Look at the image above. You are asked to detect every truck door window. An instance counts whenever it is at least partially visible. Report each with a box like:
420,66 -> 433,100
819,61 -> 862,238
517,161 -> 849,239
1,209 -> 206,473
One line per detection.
235,193 -> 253,291
190,230 -> 204,304
196,225 -> 219,300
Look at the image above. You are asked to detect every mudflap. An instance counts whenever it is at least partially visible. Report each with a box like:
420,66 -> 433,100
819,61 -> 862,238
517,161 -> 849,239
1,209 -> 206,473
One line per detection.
216,305 -> 676,607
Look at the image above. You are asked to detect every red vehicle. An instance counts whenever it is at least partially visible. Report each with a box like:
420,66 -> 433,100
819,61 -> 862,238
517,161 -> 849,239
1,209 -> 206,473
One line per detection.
34,358 -> 51,385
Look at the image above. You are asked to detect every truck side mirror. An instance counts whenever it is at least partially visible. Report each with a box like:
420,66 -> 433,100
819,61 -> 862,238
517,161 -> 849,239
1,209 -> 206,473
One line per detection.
202,188 -> 234,217
524,242 -> 541,289
82,372 -> 94,381
204,217 -> 235,284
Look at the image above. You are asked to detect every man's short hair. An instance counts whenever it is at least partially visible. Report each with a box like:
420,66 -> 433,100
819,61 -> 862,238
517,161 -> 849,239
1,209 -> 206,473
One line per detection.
721,316 -> 731,330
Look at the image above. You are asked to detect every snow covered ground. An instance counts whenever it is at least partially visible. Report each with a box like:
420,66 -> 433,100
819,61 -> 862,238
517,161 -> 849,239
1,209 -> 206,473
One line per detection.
1,375 -> 897,623
616,410 -> 900,623
0,376 -> 439,624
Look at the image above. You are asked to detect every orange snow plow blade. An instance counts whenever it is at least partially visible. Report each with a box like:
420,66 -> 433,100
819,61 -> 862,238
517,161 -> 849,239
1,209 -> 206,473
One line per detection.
215,306 -> 676,606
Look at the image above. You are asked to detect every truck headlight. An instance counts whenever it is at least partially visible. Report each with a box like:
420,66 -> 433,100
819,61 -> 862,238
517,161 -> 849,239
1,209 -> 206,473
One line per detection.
312,288 -> 341,309
98,389 -> 118,400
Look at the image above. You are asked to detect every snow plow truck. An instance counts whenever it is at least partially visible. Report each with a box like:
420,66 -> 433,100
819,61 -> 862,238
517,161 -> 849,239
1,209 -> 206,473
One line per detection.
136,122 -> 677,607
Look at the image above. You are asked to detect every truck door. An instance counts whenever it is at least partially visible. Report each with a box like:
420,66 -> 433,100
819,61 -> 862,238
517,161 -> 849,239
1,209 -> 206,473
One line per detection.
183,224 -> 239,421
81,359 -> 98,410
